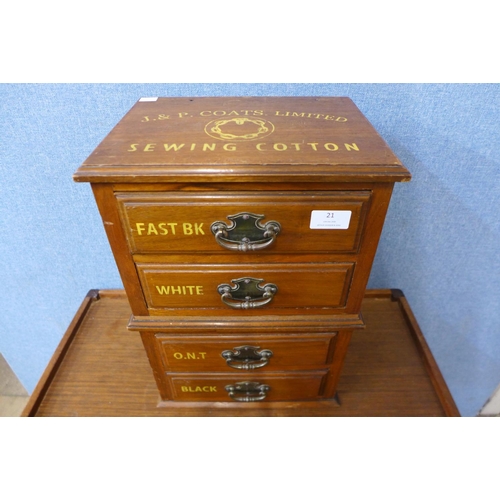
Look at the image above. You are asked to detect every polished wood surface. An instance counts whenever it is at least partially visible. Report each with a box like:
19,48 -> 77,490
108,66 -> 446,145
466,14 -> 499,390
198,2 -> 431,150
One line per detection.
137,261 -> 354,314
72,97 -> 412,405
22,290 -> 460,417
89,181 -> 396,320
170,371 -> 327,402
73,97 -> 411,184
116,190 -> 371,254
156,332 -> 336,372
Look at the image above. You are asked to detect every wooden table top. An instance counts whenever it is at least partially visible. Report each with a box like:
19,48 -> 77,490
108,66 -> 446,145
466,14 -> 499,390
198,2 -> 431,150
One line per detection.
23,289 -> 459,417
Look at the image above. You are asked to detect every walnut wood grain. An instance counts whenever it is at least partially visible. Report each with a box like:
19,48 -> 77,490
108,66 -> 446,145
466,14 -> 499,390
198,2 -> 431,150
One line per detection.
136,261 -> 354,315
73,97 -> 411,184
155,333 -> 337,372
115,190 -> 371,254
23,290 -> 459,417
72,97 -> 412,407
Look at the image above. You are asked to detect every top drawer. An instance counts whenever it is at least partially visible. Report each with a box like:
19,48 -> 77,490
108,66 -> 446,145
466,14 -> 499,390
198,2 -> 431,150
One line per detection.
116,191 -> 371,254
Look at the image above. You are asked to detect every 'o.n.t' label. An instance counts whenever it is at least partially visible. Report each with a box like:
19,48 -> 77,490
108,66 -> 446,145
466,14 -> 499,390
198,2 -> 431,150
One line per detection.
310,210 -> 352,229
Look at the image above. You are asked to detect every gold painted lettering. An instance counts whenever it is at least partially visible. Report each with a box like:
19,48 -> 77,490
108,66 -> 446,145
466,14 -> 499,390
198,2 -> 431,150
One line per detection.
164,144 -> 185,151
173,351 -> 207,360
223,143 -> 237,151
186,386 -> 216,393
203,143 -> 216,151
324,143 -> 339,151
128,144 -> 138,152
178,112 -> 189,118
156,285 -> 203,295
345,143 -> 359,151
240,110 -> 263,116
256,143 -> 266,151
190,143 -> 196,150
269,111 -> 347,122
200,111 -> 211,116
180,222 -> 204,235
180,386 -> 217,393
135,222 -> 180,236
213,110 -> 226,116
227,110 -> 240,116
273,143 -> 287,151
307,143 -> 318,151
144,143 -> 156,152
147,223 -> 158,235
291,143 -> 301,150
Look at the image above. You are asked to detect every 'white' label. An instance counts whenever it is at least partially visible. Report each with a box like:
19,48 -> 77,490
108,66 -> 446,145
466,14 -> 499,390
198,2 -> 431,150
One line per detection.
310,210 -> 351,229
139,97 -> 158,102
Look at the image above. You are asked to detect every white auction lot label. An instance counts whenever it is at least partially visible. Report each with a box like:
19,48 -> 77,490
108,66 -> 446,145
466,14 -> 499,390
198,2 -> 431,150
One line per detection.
310,210 -> 352,229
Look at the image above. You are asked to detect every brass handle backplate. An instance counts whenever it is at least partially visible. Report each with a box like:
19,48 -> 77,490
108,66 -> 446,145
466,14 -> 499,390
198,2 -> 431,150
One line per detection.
211,212 -> 281,252
221,345 -> 273,370
225,381 -> 270,402
217,277 -> 278,309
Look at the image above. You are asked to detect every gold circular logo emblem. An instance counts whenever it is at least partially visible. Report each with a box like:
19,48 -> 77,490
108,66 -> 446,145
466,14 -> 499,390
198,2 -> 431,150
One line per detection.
204,117 -> 275,141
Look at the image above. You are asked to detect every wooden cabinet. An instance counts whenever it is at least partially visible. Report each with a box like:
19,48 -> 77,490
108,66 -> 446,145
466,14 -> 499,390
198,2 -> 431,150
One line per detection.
115,191 -> 371,254
155,333 -> 337,372
74,97 -> 410,407
136,261 -> 354,314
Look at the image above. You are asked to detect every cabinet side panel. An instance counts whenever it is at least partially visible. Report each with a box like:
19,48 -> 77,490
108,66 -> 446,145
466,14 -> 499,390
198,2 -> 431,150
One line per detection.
345,183 -> 394,313
91,184 -> 148,315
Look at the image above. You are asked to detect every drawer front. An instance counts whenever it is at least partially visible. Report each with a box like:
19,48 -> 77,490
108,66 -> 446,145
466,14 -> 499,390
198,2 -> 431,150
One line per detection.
156,333 -> 337,372
169,372 -> 327,402
116,191 -> 371,254
137,262 -> 354,313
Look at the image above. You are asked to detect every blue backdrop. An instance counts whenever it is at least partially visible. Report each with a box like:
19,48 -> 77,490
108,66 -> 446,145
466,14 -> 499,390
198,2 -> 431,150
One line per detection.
1,83 -> 498,417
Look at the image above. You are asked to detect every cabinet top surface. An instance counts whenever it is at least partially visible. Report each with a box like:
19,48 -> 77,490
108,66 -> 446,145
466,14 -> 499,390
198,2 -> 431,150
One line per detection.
74,97 -> 411,183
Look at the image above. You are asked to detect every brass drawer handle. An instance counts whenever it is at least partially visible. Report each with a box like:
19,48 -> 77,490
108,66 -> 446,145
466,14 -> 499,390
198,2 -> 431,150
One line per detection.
217,277 -> 278,309
211,212 -> 281,252
221,345 -> 273,370
225,381 -> 270,402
